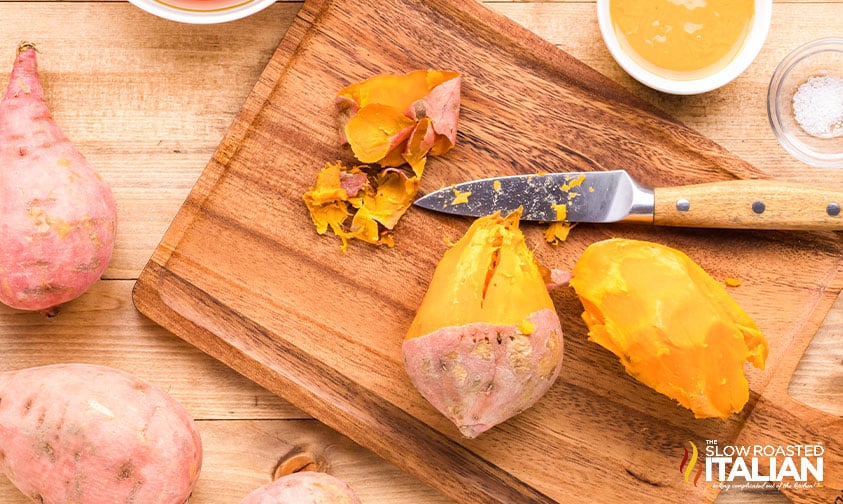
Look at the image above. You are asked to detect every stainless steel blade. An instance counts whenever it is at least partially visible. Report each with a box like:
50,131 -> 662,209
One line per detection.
414,170 -> 655,222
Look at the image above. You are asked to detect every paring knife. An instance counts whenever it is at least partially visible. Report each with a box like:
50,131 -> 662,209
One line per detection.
413,170 -> 843,230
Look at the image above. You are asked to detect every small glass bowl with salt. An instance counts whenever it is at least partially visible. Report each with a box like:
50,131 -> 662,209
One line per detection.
768,37 -> 843,168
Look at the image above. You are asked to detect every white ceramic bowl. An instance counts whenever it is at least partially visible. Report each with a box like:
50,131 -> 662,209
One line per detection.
767,38 -> 843,168
596,0 -> 772,95
128,0 -> 275,24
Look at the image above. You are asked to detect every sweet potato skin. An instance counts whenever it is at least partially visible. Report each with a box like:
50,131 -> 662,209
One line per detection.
239,472 -> 361,504
0,364 -> 202,504
403,308 -> 563,438
0,43 -> 116,312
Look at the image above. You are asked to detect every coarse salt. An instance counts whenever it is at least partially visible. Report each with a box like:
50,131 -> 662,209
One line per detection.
792,73 -> 843,138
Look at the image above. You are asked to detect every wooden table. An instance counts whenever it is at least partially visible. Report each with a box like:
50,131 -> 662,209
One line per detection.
1,1 -> 841,503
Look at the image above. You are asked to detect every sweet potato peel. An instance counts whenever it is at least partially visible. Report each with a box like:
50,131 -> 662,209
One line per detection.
302,161 -> 356,238
306,70 -> 461,251
404,117 -> 436,176
342,103 -> 416,165
336,70 -> 461,170
303,162 -> 419,252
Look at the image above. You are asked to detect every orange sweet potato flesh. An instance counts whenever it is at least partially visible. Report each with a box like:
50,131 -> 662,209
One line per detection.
341,104 -> 416,165
302,162 -> 417,251
569,238 -> 768,419
304,70 -> 461,251
239,472 -> 361,504
0,364 -> 202,504
336,69 -> 460,174
404,210 -> 564,438
0,43 -> 116,312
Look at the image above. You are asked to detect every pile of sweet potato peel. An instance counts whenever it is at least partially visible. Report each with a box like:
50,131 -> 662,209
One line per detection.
304,70 -> 461,251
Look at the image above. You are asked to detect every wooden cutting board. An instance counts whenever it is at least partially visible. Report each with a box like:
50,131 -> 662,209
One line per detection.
132,0 -> 843,502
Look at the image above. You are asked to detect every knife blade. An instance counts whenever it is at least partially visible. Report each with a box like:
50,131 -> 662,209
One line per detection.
413,170 -> 843,230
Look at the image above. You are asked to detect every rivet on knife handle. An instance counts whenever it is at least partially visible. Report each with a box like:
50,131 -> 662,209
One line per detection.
653,180 -> 843,230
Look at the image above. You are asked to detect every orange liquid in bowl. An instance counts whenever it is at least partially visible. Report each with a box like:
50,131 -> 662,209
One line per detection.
609,0 -> 755,80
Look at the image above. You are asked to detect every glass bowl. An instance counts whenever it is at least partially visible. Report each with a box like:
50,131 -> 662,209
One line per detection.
767,38 -> 843,168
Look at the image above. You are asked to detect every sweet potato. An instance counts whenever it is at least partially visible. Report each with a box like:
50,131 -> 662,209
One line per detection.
0,364 -> 202,504
569,238 -> 768,418
239,472 -> 361,504
0,42 -> 117,312
404,210 -> 564,438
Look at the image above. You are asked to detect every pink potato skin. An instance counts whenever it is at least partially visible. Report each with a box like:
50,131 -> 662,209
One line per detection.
239,472 -> 361,504
0,44 -> 117,311
407,74 -> 461,149
0,364 -> 202,504
402,308 -> 563,438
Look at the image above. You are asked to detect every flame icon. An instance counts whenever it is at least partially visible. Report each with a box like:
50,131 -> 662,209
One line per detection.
679,441 -> 704,486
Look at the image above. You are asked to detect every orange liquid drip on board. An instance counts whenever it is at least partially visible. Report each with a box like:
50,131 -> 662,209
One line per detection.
610,0 -> 755,80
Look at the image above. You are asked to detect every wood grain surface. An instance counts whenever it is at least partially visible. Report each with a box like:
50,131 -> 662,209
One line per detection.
131,0 -> 843,503
1,1 -> 841,504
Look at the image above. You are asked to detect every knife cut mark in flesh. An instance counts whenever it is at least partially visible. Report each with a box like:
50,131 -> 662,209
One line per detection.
481,232 -> 504,307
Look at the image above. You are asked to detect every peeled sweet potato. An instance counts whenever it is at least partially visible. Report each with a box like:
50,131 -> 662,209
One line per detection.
0,42 -> 117,312
239,472 -> 361,504
404,210 -> 564,438
569,238 -> 768,418
0,364 -> 202,504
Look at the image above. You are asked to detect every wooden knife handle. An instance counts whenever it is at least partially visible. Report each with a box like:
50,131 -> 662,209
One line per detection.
653,180 -> 843,230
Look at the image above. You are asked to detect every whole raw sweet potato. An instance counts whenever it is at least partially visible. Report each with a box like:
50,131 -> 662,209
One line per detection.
0,42 -> 117,312
239,471 -> 361,504
404,210 -> 564,438
0,364 -> 202,504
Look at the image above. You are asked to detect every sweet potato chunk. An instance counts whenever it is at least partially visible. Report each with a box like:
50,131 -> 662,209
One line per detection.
569,238 -> 768,419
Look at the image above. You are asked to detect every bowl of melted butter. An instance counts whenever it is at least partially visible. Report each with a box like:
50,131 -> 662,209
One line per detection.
597,0 -> 772,95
